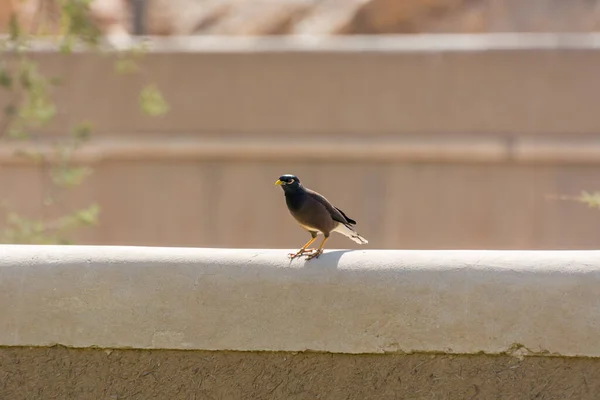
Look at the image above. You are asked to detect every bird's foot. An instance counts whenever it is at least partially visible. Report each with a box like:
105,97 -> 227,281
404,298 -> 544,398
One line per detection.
305,249 -> 323,261
288,248 -> 316,259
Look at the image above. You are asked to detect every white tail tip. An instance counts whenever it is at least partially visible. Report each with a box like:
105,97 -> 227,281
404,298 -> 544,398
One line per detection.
333,223 -> 369,245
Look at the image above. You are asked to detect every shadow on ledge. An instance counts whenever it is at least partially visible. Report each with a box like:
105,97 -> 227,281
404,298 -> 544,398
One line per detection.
289,249 -> 356,271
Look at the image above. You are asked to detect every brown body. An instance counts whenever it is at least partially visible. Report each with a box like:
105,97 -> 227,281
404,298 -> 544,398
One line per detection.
286,188 -> 342,237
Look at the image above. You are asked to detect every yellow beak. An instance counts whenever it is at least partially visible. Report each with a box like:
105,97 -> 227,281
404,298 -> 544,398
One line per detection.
275,179 -> 284,186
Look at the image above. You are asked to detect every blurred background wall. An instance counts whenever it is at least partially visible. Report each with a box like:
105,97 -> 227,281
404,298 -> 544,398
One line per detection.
5,0 -> 600,36
1,0 -> 600,250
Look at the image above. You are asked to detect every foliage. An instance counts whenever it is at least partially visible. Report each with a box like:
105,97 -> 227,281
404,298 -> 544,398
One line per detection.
570,191 -> 600,210
546,191 -> 600,211
0,0 -> 168,244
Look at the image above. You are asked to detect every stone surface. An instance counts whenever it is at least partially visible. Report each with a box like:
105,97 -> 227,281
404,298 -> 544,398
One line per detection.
4,0 -> 600,36
201,0 -> 313,35
1,245 -> 600,357
292,0 -> 368,35
1,347 -> 600,399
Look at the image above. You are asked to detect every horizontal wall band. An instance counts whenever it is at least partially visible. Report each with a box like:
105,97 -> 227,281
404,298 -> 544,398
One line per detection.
9,33 -> 600,53
0,137 -> 506,164
1,136 -> 600,164
1,245 -> 600,357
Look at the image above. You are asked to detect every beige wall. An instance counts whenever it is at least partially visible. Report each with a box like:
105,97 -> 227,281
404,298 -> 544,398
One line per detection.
4,160 -> 600,250
2,37 -> 600,249
15,39 -> 600,136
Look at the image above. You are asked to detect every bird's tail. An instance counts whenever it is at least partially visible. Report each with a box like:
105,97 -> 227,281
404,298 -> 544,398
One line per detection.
334,223 -> 369,244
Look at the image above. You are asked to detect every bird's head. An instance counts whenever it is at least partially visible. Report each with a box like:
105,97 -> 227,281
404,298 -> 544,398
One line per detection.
275,174 -> 302,192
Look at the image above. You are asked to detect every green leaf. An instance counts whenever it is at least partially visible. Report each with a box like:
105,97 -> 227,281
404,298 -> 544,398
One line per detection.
8,13 -> 21,42
114,58 -> 139,75
14,60 -> 57,126
4,104 -> 17,116
7,124 -> 29,140
13,149 -> 45,163
18,65 -> 32,90
578,191 -> 600,209
49,77 -> 64,86
0,203 -> 100,244
74,203 -> 100,225
50,165 -> 92,188
140,85 -> 170,116
0,68 -> 12,89
71,121 -> 93,143
59,37 -> 75,54
59,0 -> 102,47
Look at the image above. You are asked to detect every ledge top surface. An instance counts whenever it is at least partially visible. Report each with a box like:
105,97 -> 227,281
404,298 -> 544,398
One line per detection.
1,245 -> 599,356
1,244 -> 600,273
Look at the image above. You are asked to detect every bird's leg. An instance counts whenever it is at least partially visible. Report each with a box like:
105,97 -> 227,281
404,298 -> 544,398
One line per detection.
305,236 -> 329,260
289,236 -> 317,259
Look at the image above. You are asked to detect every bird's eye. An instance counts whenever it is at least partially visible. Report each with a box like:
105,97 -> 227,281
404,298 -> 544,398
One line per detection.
288,179 -> 294,184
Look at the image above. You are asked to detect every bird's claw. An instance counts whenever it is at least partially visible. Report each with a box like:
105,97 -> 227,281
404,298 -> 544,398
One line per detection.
305,249 -> 323,261
288,248 -> 316,259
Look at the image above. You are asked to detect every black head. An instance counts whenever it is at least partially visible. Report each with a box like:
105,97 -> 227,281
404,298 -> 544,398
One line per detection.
275,174 -> 303,192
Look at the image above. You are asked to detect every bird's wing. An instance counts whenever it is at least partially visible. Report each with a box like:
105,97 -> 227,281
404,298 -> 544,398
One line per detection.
305,188 -> 356,225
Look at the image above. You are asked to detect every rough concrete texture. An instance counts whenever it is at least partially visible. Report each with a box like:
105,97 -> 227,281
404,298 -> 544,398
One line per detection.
2,245 -> 600,358
1,347 -> 600,399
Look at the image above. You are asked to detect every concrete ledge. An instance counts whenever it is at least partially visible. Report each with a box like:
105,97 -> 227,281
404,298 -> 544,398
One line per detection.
1,245 -> 600,357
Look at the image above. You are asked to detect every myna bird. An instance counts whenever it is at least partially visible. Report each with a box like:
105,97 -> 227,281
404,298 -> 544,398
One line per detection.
275,174 -> 368,260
